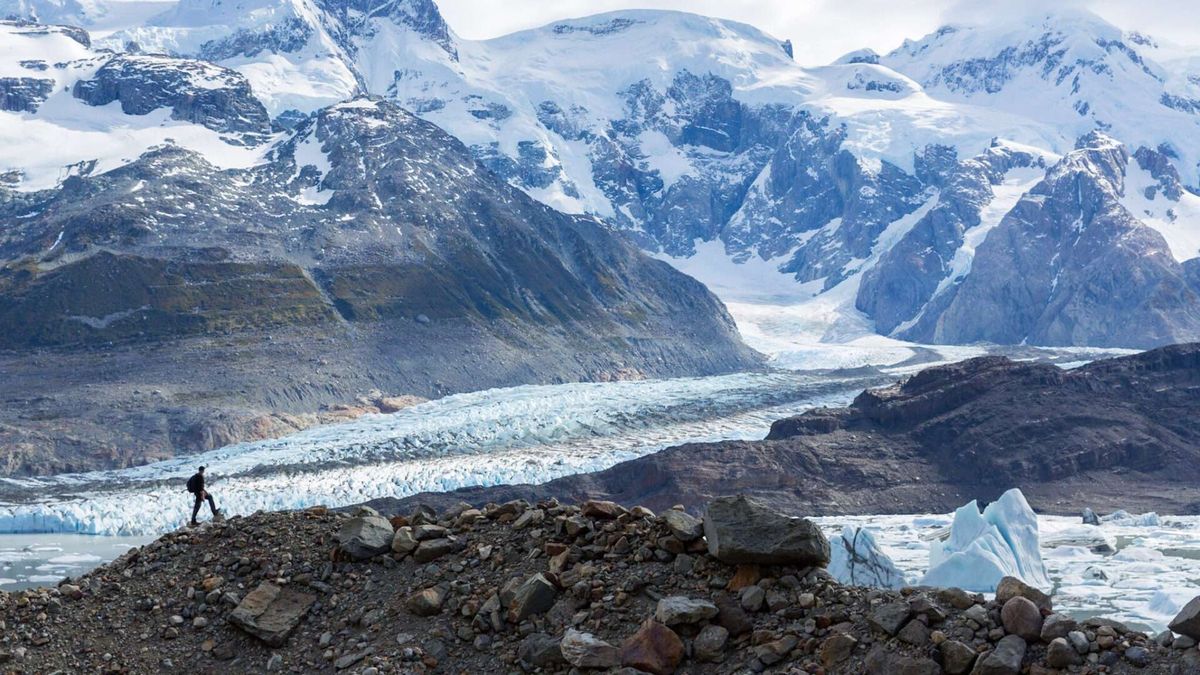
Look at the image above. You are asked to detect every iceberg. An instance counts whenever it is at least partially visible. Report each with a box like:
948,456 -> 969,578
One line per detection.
921,488 -> 1051,592
828,525 -> 906,589
1100,510 -> 1161,527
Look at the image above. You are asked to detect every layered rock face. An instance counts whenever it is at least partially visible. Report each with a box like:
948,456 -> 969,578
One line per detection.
0,97 -> 759,475
374,344 -> 1200,517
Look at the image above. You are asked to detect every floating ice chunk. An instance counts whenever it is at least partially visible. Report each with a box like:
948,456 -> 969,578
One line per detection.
1100,510 -> 1160,526
1041,526 -> 1116,553
828,526 -> 906,589
921,488 -> 1050,592
1113,547 -> 1165,562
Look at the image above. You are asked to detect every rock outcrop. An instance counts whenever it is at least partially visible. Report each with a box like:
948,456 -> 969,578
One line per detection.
376,344 -> 1200,517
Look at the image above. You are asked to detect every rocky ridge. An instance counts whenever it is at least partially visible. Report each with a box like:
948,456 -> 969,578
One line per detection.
1,496 -> 1196,674
372,343 -> 1200,517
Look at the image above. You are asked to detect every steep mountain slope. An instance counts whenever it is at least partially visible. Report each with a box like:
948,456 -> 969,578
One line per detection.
377,344 -> 1200,518
5,2 -> 1200,351
0,96 -> 759,474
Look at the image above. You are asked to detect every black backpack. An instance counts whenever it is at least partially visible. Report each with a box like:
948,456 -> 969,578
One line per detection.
186,474 -> 201,494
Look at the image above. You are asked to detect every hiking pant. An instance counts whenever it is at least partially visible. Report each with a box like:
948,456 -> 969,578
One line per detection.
192,491 -> 217,523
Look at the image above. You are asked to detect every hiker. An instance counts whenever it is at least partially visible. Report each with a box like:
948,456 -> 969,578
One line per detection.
186,466 -> 220,525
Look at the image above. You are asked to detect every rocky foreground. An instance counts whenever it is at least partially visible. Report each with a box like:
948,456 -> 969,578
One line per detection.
2,497 -> 1199,674
377,344 -> 1200,517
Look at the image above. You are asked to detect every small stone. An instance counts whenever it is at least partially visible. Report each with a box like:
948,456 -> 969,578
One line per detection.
513,509 -> 545,530
619,619 -> 683,675
266,654 -> 283,671
1046,637 -> 1081,668
1124,645 -> 1151,667
1000,596 -> 1043,641
740,585 -> 766,612
655,596 -> 719,626
1068,630 -> 1090,654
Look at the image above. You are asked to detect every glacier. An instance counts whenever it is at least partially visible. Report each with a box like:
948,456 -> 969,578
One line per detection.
0,371 -> 876,536
921,488 -> 1051,593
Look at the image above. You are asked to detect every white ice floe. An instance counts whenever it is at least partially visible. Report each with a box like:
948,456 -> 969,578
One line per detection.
921,488 -> 1050,592
1100,510 -> 1161,527
828,525 -> 907,589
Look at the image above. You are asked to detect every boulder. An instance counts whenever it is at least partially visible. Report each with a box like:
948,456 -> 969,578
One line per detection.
1169,596 -> 1200,640
619,619 -> 683,675
581,500 -> 625,520
820,633 -> 858,667
995,576 -> 1052,613
693,624 -> 729,662
868,602 -> 913,636
865,646 -> 941,675
1040,613 -> 1078,642
654,596 -> 719,626
1046,637 -> 1080,668
413,538 -> 456,562
1000,596 -> 1043,641
507,573 -> 558,623
228,582 -> 315,647
970,634 -> 1025,675
940,639 -> 977,674
336,515 -> 394,560
703,495 -> 830,566
391,527 -> 418,555
660,509 -> 703,542
519,633 -> 565,669
561,629 -> 619,668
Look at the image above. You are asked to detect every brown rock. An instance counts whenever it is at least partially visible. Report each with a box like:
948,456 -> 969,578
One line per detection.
620,619 -> 683,675
995,576 -> 1052,613
820,633 -> 858,667
939,639 -> 977,674
405,586 -> 447,617
582,500 -> 625,520
1000,596 -> 1043,641
726,564 -> 762,591
228,582 -> 315,647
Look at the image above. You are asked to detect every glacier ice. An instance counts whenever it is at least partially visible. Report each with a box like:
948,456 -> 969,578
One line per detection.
0,372 -> 869,536
921,488 -> 1051,592
1100,510 -> 1161,527
828,525 -> 906,589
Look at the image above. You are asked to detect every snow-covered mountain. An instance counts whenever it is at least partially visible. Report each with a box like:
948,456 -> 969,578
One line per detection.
4,0 -> 1200,348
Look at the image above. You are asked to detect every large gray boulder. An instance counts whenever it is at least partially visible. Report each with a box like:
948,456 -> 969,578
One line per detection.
229,582 -> 315,647
337,514 -> 395,560
703,495 -> 830,566
1169,596 -> 1200,640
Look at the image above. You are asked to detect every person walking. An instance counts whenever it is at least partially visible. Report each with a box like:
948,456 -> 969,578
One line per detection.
186,466 -> 220,526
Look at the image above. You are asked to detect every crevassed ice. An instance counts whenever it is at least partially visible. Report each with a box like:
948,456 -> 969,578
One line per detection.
0,371 -> 872,536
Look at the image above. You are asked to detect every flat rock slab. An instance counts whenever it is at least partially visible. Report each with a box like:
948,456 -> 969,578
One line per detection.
703,495 -> 830,566
229,582 -> 315,647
